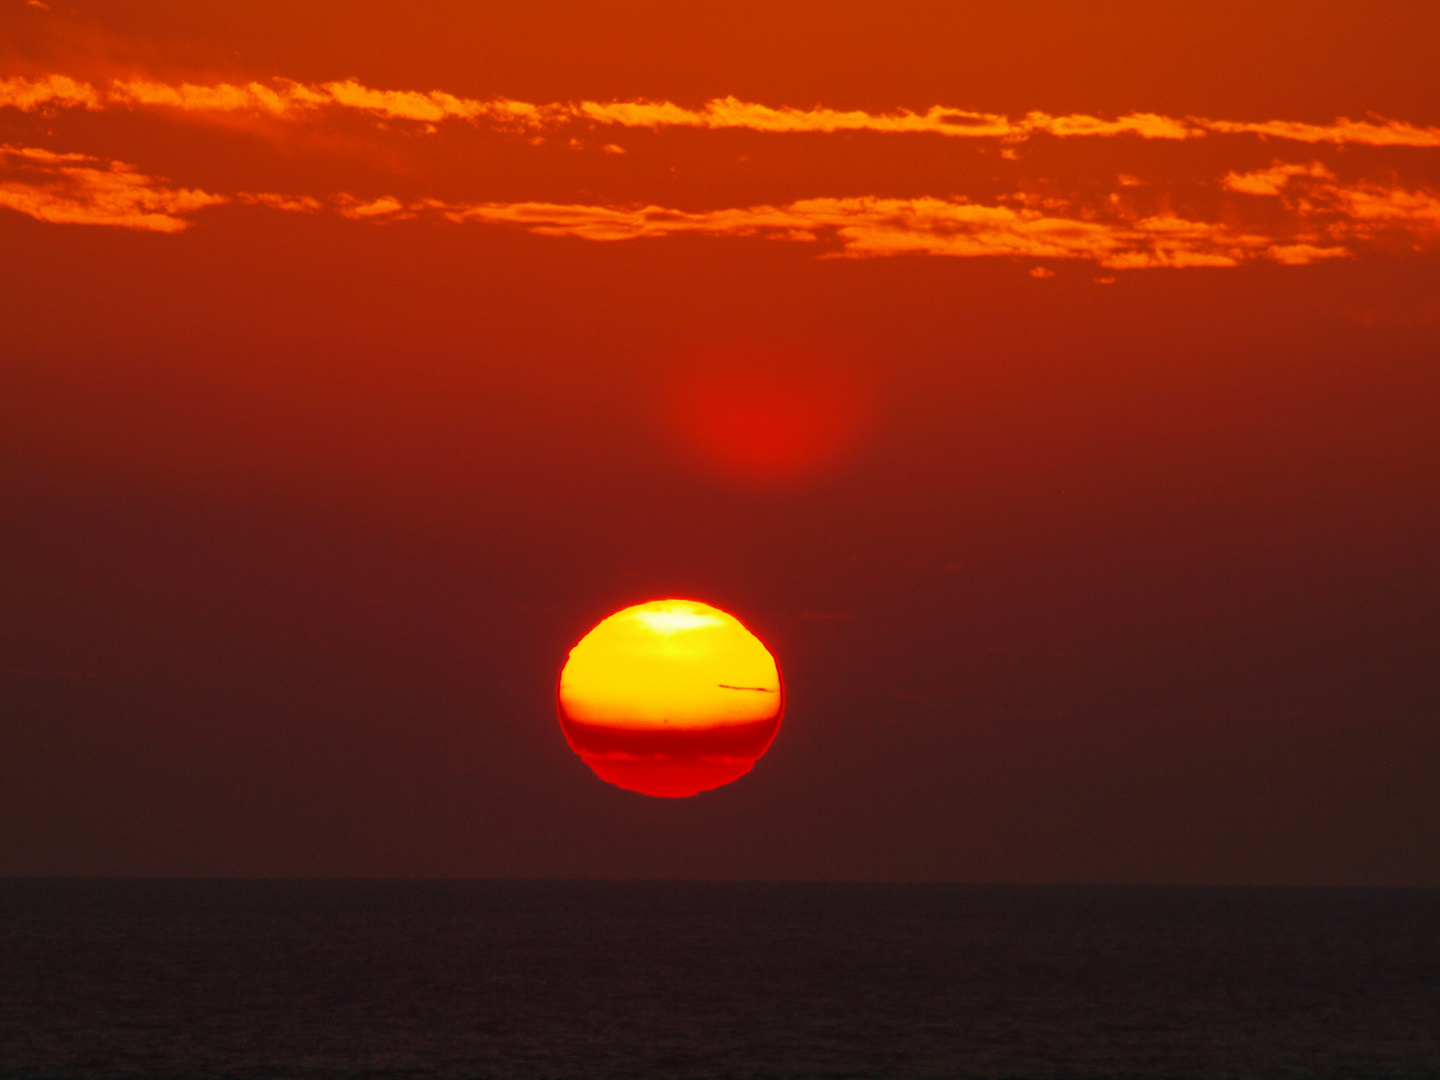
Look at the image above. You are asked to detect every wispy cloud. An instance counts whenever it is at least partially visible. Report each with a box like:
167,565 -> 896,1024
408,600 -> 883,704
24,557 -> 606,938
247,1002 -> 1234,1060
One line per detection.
1223,162 -> 1440,246
6,72 -> 1440,148
1222,162 -> 1335,196
570,99 -> 1203,141
335,184 -> 1436,268
104,77 -> 543,127
1205,117 -> 1440,148
420,198 -> 816,241
0,144 -> 226,231
334,194 -> 415,220
1327,184 -> 1440,237
0,74 -> 100,110
235,191 -> 323,213
5,132 -> 1434,264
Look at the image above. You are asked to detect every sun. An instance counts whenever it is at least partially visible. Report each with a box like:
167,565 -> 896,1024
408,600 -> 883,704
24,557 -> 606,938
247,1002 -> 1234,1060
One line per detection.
557,599 -> 784,797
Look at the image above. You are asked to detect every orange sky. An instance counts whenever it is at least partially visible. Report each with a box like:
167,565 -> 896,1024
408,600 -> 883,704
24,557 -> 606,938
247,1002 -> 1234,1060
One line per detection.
2,0 -> 1438,882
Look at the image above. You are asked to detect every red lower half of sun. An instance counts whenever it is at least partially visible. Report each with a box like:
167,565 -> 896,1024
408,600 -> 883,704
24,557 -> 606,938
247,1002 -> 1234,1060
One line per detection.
557,715 -> 781,798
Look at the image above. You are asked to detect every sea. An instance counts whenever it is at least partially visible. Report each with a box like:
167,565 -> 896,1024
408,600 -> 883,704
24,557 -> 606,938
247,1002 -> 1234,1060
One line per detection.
1,881 -> 1436,1079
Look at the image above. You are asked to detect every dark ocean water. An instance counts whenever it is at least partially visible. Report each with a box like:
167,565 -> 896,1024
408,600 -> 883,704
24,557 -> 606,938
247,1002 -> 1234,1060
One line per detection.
1,881 -> 1437,1079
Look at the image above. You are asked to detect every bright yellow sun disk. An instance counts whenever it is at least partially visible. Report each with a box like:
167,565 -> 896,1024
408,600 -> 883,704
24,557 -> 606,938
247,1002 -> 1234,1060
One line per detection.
631,608 -> 723,634
558,600 -> 781,730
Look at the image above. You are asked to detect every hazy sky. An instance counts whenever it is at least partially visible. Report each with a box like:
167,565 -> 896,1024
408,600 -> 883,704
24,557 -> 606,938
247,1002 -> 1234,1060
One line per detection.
2,0 -> 1438,883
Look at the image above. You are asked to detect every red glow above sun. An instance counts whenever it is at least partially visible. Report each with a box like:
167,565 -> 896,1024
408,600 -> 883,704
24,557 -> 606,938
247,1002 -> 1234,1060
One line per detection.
663,348 -> 875,488
557,600 -> 784,797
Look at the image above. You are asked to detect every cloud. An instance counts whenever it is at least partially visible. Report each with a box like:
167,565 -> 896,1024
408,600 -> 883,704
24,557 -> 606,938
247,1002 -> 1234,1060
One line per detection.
108,77 -> 326,116
8,159 -> 1434,267
9,71 -> 1440,148
420,198 -> 815,240
7,124 -> 1435,266
236,192 -> 323,213
1219,162 -> 1440,246
1033,111 -> 1197,140
407,167 -> 1440,266
574,102 -> 1207,142
778,200 -> 1330,268
334,194 -> 415,220
800,197 -> 1137,261
0,144 -> 226,231
1204,116 -> 1440,148
1326,183 -> 1440,239
361,192 -> 1381,269
1222,162 -> 1335,196
0,74 -> 101,111
575,97 -> 1037,139
1265,243 -> 1351,265
104,76 -> 549,128
7,82 -> 1438,269
317,80 -> 540,125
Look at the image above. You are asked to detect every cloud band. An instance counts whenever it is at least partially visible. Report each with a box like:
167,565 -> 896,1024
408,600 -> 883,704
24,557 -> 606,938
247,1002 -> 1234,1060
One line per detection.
5,74 -> 1439,148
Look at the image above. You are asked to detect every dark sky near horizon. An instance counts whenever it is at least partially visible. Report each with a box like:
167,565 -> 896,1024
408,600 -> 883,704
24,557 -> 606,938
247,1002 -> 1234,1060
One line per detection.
2,0 -> 1438,883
